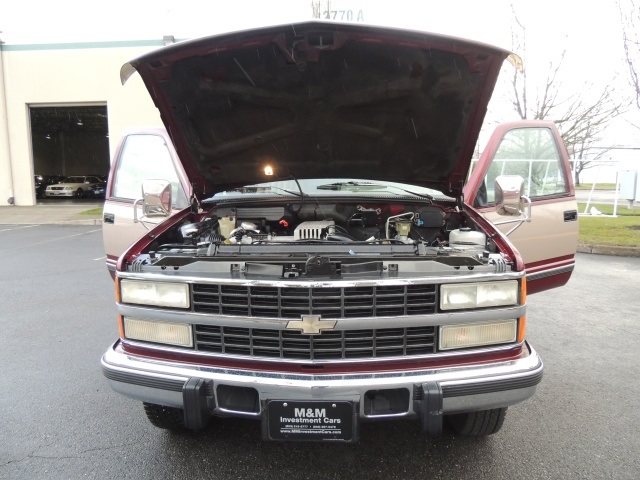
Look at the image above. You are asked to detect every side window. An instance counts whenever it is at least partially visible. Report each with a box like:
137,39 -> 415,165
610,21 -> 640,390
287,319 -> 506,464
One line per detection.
484,127 -> 568,203
112,134 -> 188,208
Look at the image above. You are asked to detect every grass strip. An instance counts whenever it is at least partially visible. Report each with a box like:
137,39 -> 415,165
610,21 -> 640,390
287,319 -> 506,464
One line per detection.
578,203 -> 640,247
80,207 -> 103,215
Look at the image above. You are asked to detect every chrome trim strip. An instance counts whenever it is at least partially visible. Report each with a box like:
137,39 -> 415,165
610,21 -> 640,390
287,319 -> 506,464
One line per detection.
363,411 -> 410,419
116,303 -> 526,329
117,270 -> 524,286
526,263 -> 574,282
216,407 -> 261,418
120,338 -> 524,366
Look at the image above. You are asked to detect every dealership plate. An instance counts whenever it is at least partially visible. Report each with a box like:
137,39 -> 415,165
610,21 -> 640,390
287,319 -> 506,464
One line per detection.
265,400 -> 357,442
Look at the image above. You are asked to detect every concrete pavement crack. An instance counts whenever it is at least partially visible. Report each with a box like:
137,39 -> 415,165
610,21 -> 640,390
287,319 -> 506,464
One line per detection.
0,439 -> 144,467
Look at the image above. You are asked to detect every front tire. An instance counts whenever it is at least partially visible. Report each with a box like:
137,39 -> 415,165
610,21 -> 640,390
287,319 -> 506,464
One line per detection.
75,188 -> 84,198
143,403 -> 185,431
446,407 -> 507,436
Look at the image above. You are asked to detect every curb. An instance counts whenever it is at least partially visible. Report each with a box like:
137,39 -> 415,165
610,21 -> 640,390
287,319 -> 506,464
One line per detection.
51,218 -> 103,226
577,244 -> 640,257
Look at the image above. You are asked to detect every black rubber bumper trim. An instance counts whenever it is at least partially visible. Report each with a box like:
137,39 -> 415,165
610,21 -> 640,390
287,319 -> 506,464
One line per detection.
183,378 -> 212,430
102,364 -> 186,392
417,381 -> 443,437
441,369 -> 543,398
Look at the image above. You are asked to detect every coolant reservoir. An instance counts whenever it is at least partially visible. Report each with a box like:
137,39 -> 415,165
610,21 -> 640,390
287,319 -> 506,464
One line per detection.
218,216 -> 236,239
449,228 -> 486,247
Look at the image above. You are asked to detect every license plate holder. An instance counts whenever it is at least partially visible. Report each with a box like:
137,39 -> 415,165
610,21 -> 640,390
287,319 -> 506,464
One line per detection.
263,400 -> 358,442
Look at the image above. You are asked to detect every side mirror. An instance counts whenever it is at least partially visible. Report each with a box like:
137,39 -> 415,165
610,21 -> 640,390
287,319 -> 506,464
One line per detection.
142,179 -> 172,217
492,175 -> 532,236
494,175 -> 525,216
134,179 -> 172,224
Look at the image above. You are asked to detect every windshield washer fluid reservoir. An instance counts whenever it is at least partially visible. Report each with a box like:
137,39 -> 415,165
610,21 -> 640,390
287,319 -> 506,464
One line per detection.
450,228 -> 486,246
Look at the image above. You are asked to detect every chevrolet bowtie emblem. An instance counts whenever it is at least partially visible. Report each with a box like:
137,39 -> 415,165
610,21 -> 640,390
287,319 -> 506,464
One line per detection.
286,315 -> 337,335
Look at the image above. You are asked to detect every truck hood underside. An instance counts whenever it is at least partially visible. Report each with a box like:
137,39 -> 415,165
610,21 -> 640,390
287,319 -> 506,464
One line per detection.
122,22 -> 509,198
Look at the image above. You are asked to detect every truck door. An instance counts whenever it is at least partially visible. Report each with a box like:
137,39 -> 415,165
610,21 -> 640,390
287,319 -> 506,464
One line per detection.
102,128 -> 191,274
464,120 -> 579,294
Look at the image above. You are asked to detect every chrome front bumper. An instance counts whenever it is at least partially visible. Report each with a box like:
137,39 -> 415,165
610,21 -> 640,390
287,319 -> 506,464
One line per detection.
102,340 -> 543,432
45,192 -> 74,197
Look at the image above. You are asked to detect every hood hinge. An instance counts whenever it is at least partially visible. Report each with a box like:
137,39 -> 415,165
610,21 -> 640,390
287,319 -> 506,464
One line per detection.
190,183 -> 202,214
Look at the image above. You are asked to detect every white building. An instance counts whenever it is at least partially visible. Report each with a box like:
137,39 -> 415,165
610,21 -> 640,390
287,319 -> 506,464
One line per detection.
0,39 -> 168,206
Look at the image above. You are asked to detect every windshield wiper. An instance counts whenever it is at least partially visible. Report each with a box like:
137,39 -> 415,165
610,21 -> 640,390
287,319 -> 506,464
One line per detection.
202,185 -> 302,203
316,181 -> 434,201
385,186 -> 434,202
316,181 -> 385,191
263,185 -> 303,197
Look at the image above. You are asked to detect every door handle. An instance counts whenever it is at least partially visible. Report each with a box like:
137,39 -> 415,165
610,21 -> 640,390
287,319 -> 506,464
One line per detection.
103,213 -> 115,224
563,210 -> 578,222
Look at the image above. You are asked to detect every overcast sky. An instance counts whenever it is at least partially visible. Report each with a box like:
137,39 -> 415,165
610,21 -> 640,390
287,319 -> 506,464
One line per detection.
3,0 -> 639,163
1,1 -> 624,63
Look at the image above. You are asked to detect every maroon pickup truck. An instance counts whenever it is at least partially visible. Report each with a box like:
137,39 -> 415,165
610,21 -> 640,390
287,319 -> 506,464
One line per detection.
101,22 -> 578,442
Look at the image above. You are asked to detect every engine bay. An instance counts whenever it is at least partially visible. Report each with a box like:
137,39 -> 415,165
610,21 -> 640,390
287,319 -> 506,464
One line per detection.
128,199 -> 511,278
186,203 -> 458,246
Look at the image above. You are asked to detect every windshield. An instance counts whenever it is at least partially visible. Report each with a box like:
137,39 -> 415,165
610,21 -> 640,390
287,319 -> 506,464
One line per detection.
205,179 -> 451,203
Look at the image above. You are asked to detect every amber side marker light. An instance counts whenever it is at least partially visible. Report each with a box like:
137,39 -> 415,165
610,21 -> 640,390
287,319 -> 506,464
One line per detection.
118,314 -> 125,340
115,279 -> 125,339
518,278 -> 527,343
115,277 -> 121,303
518,316 -> 527,343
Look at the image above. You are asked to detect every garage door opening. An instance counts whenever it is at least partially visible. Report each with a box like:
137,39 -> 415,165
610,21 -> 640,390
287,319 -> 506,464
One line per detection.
30,105 -> 109,199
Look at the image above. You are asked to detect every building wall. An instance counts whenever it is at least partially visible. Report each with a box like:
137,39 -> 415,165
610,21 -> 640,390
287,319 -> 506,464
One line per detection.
0,41 -> 167,206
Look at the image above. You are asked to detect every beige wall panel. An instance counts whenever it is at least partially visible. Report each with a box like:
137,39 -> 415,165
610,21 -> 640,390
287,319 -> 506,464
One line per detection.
1,43 -> 164,205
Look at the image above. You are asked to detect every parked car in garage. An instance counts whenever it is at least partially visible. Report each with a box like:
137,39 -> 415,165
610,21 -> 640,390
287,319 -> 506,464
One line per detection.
34,174 -> 63,198
45,175 -> 103,198
87,177 -> 108,198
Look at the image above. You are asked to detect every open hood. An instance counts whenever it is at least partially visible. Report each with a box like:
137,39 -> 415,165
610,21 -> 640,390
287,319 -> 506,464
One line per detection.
122,22 -> 509,198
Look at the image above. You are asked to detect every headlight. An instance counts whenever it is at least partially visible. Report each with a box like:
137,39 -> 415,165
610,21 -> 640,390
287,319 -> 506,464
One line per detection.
64,186 -> 72,190
440,280 -> 518,310
120,279 -> 190,308
439,320 -> 517,350
124,317 -> 193,347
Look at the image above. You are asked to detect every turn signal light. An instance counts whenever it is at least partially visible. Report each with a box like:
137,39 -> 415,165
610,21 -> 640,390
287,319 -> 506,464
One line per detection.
123,317 -> 193,347
439,320 -> 517,350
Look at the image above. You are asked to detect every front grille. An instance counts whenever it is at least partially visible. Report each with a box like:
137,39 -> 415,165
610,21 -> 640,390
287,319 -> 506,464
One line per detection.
192,284 -> 437,318
194,325 -> 437,360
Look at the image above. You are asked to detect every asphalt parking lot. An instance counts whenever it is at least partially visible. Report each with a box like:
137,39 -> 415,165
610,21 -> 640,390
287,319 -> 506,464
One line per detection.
0,225 -> 639,479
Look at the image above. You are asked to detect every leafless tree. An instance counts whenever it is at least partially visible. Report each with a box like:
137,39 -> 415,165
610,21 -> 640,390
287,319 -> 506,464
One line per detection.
503,6 -> 624,185
619,0 -> 640,109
